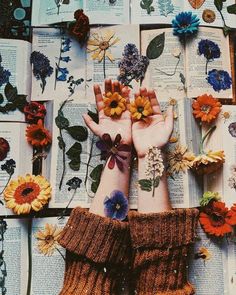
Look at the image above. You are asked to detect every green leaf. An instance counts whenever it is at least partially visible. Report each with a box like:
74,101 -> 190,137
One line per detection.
0,94 -> 4,104
4,83 -> 18,102
146,32 -> 165,60
87,109 -> 99,124
227,4 -> 236,14
214,0 -> 226,11
66,142 -> 82,159
91,181 -> 99,193
90,164 -> 103,181
57,136 -> 65,149
69,159 -> 80,171
153,177 -> 160,188
223,25 -> 231,36
66,126 -> 88,142
55,115 -> 69,129
138,179 -> 152,192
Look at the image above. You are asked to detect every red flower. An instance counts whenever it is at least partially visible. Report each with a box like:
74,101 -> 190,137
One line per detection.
0,137 -> 10,161
199,201 -> 233,237
24,102 -> 46,123
226,204 -> 236,226
26,120 -> 52,148
68,9 -> 90,46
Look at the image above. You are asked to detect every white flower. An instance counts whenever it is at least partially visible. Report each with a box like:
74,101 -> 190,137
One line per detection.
145,146 -> 164,179
172,48 -> 181,58
228,175 -> 236,189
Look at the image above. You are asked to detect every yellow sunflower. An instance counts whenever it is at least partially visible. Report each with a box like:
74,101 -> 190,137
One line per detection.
35,223 -> 62,256
166,145 -> 195,175
103,92 -> 127,117
192,150 -> 225,175
129,96 -> 153,120
87,30 -> 119,62
3,174 -> 51,215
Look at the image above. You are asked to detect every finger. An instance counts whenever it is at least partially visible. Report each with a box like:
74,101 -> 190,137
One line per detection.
113,80 -> 121,93
134,91 -> 141,99
148,90 -> 161,114
94,84 -> 104,112
82,114 -> 99,136
105,79 -> 112,93
140,87 -> 148,97
165,106 -> 174,136
121,87 -> 130,104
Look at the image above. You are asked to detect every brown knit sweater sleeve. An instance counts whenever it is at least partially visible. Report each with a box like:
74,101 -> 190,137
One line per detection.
128,208 -> 199,295
58,207 -> 131,295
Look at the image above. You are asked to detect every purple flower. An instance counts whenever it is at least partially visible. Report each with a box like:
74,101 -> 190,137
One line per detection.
66,177 -> 82,191
172,12 -> 200,37
96,134 -> 131,171
207,69 -> 232,92
0,54 -> 11,87
228,122 -> 236,137
1,159 -> 16,175
61,39 -> 71,53
57,67 -> 69,81
60,56 -> 71,63
104,190 -> 128,220
118,43 -> 149,86
198,39 -> 221,60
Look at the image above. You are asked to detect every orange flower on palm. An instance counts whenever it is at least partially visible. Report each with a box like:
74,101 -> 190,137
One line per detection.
129,96 -> 153,120
192,94 -> 222,123
103,92 -> 127,117
26,119 -> 52,148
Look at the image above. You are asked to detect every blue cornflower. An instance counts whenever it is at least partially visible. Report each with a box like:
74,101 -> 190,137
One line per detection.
61,40 -> 71,52
104,190 -> 128,221
207,69 -> 232,92
0,54 -> 11,88
60,56 -> 71,63
198,39 -> 221,60
172,12 -> 200,37
118,43 -> 149,86
57,67 -> 69,81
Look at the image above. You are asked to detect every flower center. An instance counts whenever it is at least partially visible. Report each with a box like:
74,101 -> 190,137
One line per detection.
99,41 -> 109,50
45,235 -> 54,244
22,187 -> 34,196
14,182 -> 40,204
110,100 -> 118,108
111,146 -> 118,154
175,153 -> 183,161
181,23 -> 189,28
33,129 -> 47,140
201,105 -> 211,114
137,106 -> 144,113
210,212 -> 225,226
115,204 -> 121,210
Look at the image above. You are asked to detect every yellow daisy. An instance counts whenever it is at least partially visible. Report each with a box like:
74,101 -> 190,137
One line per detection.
129,96 -> 153,120
3,174 -> 51,215
103,92 -> 127,117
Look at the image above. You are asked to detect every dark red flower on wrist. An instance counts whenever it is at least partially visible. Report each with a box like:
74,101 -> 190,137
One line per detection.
0,137 -> 10,161
68,9 -> 90,46
24,102 -> 46,123
96,134 -> 131,172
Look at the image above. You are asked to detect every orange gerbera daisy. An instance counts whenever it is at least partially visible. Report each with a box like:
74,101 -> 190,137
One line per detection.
129,96 -> 153,120
26,119 -> 52,147
3,174 -> 51,215
226,204 -> 236,226
103,92 -> 127,117
192,94 -> 222,123
199,201 -> 233,237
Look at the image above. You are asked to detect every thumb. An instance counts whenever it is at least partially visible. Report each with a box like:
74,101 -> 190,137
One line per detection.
82,114 -> 99,136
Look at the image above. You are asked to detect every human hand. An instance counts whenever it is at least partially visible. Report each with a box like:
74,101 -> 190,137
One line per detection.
132,88 -> 174,158
83,79 -> 132,145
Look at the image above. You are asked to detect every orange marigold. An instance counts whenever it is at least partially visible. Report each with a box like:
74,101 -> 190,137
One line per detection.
26,119 -> 52,147
103,92 -> 127,117
129,96 -> 153,120
192,94 -> 222,123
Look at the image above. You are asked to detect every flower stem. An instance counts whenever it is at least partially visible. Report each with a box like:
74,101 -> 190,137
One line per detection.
59,128 -> 66,190
54,35 -> 63,90
56,247 -> 65,261
58,189 -> 77,219
155,56 -> 180,77
84,135 -> 96,198
103,51 -> 106,79
199,125 -> 216,154
205,60 -> 209,75
152,171 -> 155,198
0,173 -> 13,196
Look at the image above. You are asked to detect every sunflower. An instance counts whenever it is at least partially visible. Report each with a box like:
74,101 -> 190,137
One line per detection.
129,96 -> 153,120
3,174 -> 51,215
199,201 -> 233,237
26,119 -> 52,148
103,92 -> 127,117
35,223 -> 62,256
166,145 -> 195,175
192,94 -> 222,123
192,150 -> 225,175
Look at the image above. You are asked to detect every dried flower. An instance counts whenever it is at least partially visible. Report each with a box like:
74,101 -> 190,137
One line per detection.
103,92 -> 127,117
66,177 -> 82,191
23,102 -> 46,123
0,54 -> 11,88
198,39 -> 221,60
145,146 -> 164,179
104,190 -> 128,220
194,247 -> 212,261
26,119 -> 52,148
228,122 -> 236,137
172,11 -> 200,37
4,174 -> 51,215
0,137 -> 10,161
192,94 -> 222,123
129,96 -> 153,120
35,223 -> 62,256
222,111 -> 231,121
1,159 -> 15,175
200,191 -> 221,207
202,9 -> 216,23
207,69 -> 232,92
168,98 -> 177,106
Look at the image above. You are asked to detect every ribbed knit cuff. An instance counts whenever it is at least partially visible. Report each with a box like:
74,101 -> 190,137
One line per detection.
129,208 -> 199,249
58,207 -> 131,265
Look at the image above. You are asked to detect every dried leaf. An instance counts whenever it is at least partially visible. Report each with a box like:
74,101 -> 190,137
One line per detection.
146,32 -> 165,60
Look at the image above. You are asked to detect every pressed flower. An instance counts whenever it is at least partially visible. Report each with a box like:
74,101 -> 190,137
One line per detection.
104,190 -> 128,220
192,150 -> 225,175
129,96 -> 153,120
35,223 -> 62,256
207,69 -> 232,92
1,159 -> 16,175
145,146 -> 164,179
172,11 -> 200,37
3,174 -> 51,215
26,119 -> 52,148
222,111 -> 231,121
169,98 -> 177,106
172,48 -> 181,58
228,122 -> 236,137
0,137 -> 10,161
0,54 -> 11,87
200,191 -> 221,207
103,92 -> 127,117
202,9 -> 216,23
166,145 -> 195,175
96,134 -> 131,171
66,177 -> 82,191
194,247 -> 212,261
226,204 -> 236,226
199,201 -> 233,237
169,137 -> 178,143
192,94 -> 222,123
24,102 -> 46,123
228,165 -> 236,190
198,39 -> 220,60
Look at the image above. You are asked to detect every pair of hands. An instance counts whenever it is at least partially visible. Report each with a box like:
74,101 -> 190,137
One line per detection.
83,80 -> 174,158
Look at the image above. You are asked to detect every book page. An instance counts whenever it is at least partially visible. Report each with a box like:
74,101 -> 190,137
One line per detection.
31,216 -> 68,295
31,28 -> 86,102
141,28 -> 186,100
86,24 -> 140,101
0,39 -> 31,122
186,27 -> 232,99
227,243 -> 236,294
84,0 -> 130,24
0,122 -> 32,216
3,218 -> 28,295
31,0 -> 83,26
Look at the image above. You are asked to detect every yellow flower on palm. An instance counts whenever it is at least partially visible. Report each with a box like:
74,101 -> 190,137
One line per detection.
129,96 -> 153,120
3,174 -> 51,215
103,92 -> 127,117
35,224 -> 62,256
